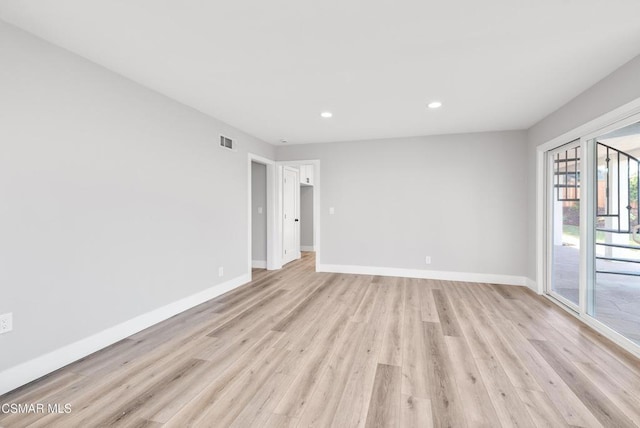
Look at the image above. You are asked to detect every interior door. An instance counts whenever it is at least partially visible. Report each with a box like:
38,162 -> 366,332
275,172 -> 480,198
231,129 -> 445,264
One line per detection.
282,167 -> 300,265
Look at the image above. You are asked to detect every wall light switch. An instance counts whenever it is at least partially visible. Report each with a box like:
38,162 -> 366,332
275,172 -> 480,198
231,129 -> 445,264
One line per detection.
258,206 -> 263,214
425,256 -> 432,265
218,267 -> 224,277
329,207 -> 335,215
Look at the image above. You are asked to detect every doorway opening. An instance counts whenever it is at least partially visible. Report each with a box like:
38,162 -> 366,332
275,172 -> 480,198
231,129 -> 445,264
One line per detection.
300,185 -> 314,252
277,160 -> 320,272
248,154 -> 277,279
251,161 -> 268,269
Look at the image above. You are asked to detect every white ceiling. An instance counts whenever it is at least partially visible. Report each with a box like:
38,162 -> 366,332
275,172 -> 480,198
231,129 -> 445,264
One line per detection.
2,1 -> 640,145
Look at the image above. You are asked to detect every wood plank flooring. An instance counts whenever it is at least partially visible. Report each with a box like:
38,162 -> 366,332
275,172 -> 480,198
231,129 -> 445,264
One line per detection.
2,252 -> 640,427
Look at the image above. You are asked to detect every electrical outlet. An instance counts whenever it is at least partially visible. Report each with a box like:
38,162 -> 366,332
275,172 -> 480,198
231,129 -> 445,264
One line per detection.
425,256 -> 432,265
218,267 -> 224,277
0,313 -> 13,334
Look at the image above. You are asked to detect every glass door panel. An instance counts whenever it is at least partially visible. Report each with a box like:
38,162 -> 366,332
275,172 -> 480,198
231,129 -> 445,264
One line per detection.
592,123 -> 640,345
548,141 -> 581,308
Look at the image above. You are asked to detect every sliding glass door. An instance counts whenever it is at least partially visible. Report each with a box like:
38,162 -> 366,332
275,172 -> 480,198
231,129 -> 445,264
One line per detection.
547,140 -> 581,309
591,123 -> 640,345
545,116 -> 640,352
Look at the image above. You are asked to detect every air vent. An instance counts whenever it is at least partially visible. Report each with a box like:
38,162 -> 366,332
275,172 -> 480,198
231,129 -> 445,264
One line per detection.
220,135 -> 233,150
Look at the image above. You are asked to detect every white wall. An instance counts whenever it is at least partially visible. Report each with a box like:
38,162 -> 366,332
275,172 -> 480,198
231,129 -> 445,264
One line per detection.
277,131 -> 528,278
300,186 -> 314,248
526,54 -> 640,281
251,162 -> 267,263
0,21 -> 274,374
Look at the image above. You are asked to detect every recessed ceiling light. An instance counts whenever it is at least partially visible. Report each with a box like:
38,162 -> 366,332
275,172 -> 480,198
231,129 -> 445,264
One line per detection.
427,101 -> 442,109
320,111 -> 333,118
280,139 -> 288,144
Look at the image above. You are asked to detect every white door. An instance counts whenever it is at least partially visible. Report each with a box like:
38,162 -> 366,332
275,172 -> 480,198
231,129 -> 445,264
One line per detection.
282,167 -> 300,265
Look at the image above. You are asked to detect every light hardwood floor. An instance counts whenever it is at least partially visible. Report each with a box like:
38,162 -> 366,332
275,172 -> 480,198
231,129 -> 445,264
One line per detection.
2,252 -> 640,427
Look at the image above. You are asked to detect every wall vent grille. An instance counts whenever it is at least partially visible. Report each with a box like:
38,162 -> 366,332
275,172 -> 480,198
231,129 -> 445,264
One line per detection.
220,135 -> 233,150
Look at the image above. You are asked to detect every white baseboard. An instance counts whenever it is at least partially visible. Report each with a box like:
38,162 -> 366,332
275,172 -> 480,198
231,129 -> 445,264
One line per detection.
317,264 -> 526,286
0,273 -> 250,396
525,278 -> 539,293
300,246 -> 315,252
252,260 -> 267,269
